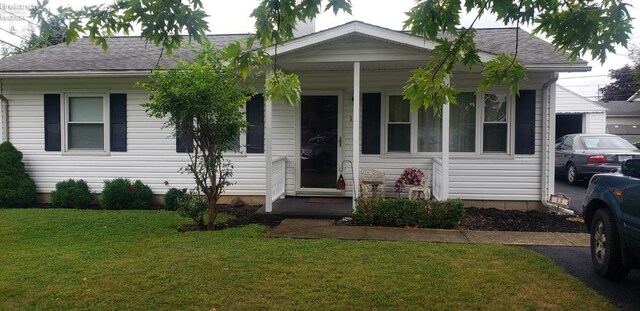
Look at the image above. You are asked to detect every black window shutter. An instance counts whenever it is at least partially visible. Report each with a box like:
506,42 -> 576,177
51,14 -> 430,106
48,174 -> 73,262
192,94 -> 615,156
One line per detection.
362,93 -> 381,155
110,93 -> 127,152
515,90 -> 536,155
176,123 -> 194,153
44,94 -> 61,151
246,94 -> 264,153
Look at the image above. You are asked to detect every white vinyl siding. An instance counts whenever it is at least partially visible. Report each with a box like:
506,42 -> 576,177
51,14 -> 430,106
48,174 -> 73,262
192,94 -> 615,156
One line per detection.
585,112 -> 606,134
4,70 -> 552,202
3,78 -> 265,195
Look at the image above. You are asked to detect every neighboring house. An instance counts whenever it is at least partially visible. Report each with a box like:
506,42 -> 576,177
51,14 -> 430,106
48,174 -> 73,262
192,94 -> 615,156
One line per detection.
0,21 -> 590,211
555,85 -> 607,139
598,100 -> 640,144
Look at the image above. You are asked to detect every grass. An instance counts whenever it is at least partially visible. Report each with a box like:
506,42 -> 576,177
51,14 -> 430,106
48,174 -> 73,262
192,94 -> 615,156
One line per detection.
0,209 -> 613,311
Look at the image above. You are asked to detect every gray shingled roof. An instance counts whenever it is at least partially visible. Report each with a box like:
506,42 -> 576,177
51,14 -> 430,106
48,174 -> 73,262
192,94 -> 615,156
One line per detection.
472,28 -> 583,65
0,22 -> 584,73
0,34 -> 247,73
598,101 -> 640,116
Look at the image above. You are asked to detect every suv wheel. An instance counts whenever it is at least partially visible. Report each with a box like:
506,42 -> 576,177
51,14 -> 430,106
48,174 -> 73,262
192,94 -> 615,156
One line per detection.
591,208 -> 629,280
566,163 -> 579,185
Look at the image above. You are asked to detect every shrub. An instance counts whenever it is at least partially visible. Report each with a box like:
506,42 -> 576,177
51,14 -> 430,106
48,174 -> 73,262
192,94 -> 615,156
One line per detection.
50,179 -> 93,209
164,188 -> 188,211
423,199 -> 465,229
100,178 -> 154,210
353,198 -> 465,229
0,142 -> 36,208
177,192 -> 207,229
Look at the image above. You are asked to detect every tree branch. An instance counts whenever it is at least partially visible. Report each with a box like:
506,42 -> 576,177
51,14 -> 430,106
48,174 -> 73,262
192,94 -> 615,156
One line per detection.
430,1 -> 488,81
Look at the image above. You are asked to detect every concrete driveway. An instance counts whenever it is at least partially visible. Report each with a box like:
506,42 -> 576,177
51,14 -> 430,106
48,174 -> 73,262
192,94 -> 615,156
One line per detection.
554,175 -> 588,214
528,246 -> 640,311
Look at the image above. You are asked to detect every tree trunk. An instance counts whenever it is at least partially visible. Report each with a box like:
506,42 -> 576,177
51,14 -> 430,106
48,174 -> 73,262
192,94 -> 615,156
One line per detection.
207,197 -> 217,230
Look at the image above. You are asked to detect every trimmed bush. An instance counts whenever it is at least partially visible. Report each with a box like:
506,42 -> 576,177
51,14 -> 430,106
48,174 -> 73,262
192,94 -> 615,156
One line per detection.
423,199 -> 465,229
50,179 -> 94,209
100,178 -> 154,210
353,198 -> 465,229
0,142 -> 36,208
164,188 -> 188,211
177,193 -> 207,229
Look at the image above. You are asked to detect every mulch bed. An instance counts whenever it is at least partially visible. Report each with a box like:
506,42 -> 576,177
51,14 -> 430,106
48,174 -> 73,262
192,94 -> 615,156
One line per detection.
178,203 -> 281,232
458,208 -> 587,233
180,205 -> 587,233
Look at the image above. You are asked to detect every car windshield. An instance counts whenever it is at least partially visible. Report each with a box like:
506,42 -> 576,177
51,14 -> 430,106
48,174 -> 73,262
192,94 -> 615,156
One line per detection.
580,136 -> 636,149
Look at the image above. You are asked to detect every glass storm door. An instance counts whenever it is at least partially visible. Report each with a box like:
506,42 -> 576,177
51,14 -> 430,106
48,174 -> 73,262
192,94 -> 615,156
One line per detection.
300,95 -> 339,189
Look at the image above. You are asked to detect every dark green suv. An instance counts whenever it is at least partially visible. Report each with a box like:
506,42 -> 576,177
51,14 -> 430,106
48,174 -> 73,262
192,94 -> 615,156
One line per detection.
583,159 -> 640,280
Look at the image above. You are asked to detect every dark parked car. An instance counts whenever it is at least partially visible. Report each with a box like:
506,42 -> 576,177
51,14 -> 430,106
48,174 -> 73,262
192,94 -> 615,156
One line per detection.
583,159 -> 640,280
555,134 -> 640,185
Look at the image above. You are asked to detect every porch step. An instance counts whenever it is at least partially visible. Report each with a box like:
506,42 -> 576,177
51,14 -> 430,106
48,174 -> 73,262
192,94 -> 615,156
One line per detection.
255,197 -> 353,220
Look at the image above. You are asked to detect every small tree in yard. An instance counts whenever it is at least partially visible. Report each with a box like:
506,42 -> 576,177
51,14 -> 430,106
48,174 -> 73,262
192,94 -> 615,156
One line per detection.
140,42 -> 250,230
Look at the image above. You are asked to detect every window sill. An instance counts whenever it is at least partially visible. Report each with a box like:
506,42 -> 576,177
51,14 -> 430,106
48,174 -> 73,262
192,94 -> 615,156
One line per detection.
222,152 -> 248,158
62,150 -> 110,156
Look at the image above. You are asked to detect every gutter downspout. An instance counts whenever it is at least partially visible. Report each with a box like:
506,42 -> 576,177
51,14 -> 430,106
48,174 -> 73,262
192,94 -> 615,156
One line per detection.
0,79 -> 7,143
541,73 -> 573,214
0,95 -> 6,142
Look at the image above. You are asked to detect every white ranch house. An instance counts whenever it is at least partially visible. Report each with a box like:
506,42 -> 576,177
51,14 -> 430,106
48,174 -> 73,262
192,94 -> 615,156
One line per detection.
0,21 -> 590,212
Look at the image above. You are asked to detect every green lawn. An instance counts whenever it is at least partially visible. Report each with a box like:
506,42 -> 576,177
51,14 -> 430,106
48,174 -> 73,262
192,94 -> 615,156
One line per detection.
0,209 -> 612,310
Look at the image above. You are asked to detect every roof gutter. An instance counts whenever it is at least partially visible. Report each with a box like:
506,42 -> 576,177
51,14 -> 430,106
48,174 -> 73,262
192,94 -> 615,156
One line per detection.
540,72 -> 574,215
0,70 -> 152,78
526,64 -> 592,72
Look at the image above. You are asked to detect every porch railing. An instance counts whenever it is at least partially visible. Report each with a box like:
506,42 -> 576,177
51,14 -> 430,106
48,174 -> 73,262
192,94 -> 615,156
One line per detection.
432,158 -> 444,200
271,156 -> 286,202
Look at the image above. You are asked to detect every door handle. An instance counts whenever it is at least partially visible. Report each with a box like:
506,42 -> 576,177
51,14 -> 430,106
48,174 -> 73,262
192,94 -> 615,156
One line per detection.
338,136 -> 342,147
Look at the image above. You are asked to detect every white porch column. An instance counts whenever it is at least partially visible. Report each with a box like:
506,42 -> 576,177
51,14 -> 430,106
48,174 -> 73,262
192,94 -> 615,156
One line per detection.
265,92 -> 274,212
352,61 -> 361,209
441,75 -> 450,199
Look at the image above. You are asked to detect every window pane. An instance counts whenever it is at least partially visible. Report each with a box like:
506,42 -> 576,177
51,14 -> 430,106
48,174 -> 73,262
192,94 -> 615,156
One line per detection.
450,92 -> 476,152
69,97 -> 103,122
418,107 -> 442,152
388,95 -> 410,122
483,124 -> 507,152
484,93 -> 507,122
68,124 -> 104,149
388,124 -> 410,152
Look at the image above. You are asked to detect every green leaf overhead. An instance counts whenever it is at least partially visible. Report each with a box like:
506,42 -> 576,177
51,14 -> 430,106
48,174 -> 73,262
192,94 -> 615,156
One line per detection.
27,0 -> 633,112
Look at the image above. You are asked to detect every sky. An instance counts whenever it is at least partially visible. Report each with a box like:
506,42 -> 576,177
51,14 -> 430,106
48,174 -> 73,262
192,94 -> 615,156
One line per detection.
1,0 -> 639,101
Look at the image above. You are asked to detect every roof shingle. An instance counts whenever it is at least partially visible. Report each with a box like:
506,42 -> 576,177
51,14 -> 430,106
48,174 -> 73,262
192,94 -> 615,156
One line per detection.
0,22 -> 585,73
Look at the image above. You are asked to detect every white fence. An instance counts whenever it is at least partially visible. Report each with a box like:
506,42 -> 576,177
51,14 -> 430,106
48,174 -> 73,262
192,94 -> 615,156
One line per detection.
271,156 -> 286,202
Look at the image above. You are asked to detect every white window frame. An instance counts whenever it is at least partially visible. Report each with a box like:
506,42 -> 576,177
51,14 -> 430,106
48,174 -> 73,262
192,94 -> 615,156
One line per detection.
383,93 -> 413,154
62,91 -> 109,155
479,91 -> 514,156
382,92 -> 443,156
380,90 -> 516,157
448,90 -> 478,154
223,104 -> 247,156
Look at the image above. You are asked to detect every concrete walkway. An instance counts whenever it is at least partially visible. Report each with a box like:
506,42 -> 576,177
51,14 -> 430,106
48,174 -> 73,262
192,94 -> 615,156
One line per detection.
268,219 -> 590,247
